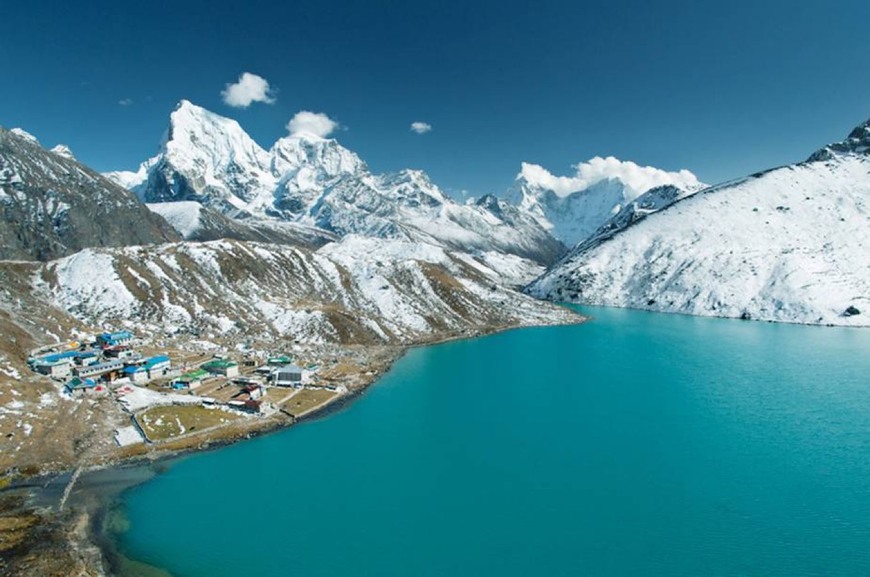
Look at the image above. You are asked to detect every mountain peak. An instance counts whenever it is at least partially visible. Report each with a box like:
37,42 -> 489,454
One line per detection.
101,102 -> 562,264
271,132 -> 365,178
516,157 -> 704,198
50,144 -> 75,160
168,99 -> 244,134
285,130 -> 328,143
163,100 -> 269,164
10,128 -> 39,145
504,157 -> 705,246
808,116 -> 870,162
0,125 -> 179,260
847,117 -> 870,141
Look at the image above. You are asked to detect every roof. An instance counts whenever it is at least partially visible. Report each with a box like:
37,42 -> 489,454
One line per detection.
100,330 -> 133,340
35,351 -> 79,364
228,399 -> 261,410
202,359 -> 238,370
278,363 -> 303,373
179,368 -> 209,381
268,355 -> 293,365
143,355 -> 170,369
124,366 -> 147,374
105,344 -> 131,351
77,359 -> 124,374
66,377 -> 97,389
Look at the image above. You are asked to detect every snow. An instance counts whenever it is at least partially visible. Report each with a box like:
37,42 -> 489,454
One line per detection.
457,251 -> 545,287
50,144 -> 75,160
530,152 -> 870,327
115,425 -> 145,446
517,157 -> 703,199
37,227 -> 576,348
504,162 -> 707,247
146,201 -> 203,238
10,128 -> 39,144
254,302 -> 333,343
116,385 -> 202,412
0,364 -> 21,380
45,250 -> 138,320
1,400 -> 24,415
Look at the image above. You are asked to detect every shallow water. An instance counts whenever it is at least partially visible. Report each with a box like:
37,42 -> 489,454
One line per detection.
117,307 -> 870,576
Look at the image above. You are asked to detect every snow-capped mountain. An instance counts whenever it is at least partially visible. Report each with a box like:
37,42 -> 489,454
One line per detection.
0,127 -> 179,261
108,101 -> 564,264
108,101 -> 275,214
504,158 -> 706,246
528,117 -> 870,326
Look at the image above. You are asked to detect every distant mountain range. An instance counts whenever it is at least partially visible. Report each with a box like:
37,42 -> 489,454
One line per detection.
503,159 -> 705,246
3,101 -> 867,329
106,101 -> 564,265
0,111 -> 578,353
528,117 -> 870,326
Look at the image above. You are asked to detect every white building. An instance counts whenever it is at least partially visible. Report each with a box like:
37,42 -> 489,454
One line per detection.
273,364 -> 303,387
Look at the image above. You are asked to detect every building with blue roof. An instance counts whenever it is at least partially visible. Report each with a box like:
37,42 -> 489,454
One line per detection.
97,331 -> 134,348
143,355 -> 171,379
75,359 -> 124,380
124,365 -> 149,384
31,351 -> 78,378
35,351 -> 79,364
65,377 -> 99,396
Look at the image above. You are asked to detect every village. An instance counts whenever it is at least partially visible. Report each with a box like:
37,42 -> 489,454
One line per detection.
26,330 -> 348,448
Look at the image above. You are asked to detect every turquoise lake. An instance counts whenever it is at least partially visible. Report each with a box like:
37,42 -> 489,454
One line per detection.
117,307 -> 870,576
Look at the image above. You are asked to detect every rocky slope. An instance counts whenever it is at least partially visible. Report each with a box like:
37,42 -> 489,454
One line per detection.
503,158 -> 705,246
528,118 -> 870,326
0,127 -> 180,261
108,101 -> 564,264
34,236 -> 575,346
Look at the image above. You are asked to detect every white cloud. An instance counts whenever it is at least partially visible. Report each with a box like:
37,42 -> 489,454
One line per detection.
519,156 -> 705,199
410,121 -> 432,134
221,72 -> 276,108
119,98 -> 133,106
287,111 -> 340,138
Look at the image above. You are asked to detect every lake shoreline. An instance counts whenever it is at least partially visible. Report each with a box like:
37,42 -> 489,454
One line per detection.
1,312 -> 587,576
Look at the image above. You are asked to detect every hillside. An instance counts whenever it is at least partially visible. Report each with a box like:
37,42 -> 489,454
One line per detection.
528,118 -> 870,326
34,237 -> 575,345
0,127 -> 180,261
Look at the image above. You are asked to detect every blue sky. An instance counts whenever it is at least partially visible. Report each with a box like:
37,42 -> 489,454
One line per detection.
1,0 -> 869,197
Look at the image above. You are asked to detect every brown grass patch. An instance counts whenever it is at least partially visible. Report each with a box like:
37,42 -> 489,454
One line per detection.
136,405 -> 243,442
283,389 -> 337,417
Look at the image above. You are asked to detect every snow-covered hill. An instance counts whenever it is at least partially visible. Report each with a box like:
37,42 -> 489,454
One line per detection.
0,127 -> 179,261
503,157 -> 705,246
528,118 -> 870,327
33,237 -> 576,345
108,101 -> 564,264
